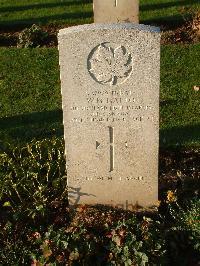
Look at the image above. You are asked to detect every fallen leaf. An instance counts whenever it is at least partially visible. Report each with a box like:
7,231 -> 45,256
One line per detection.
193,86 -> 200,91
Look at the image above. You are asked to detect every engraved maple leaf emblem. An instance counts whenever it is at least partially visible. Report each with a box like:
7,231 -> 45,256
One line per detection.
88,44 -> 132,86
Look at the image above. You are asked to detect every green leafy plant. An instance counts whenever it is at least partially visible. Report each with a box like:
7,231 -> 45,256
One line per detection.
0,137 -> 67,223
103,217 -> 167,265
164,192 -> 200,265
17,24 -> 48,48
0,221 -> 32,265
25,212 -> 168,265
104,218 -> 149,265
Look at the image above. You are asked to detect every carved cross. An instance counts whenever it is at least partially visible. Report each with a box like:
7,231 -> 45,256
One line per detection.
96,127 -> 115,172
109,126 -> 114,172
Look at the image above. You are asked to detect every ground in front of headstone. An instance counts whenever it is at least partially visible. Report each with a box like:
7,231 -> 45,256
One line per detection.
0,146 -> 199,265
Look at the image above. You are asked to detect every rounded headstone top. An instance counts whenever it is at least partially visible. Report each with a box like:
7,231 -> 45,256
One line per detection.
58,23 -> 160,37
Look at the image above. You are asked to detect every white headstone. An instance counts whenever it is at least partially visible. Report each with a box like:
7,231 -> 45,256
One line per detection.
93,0 -> 139,23
58,23 -> 160,209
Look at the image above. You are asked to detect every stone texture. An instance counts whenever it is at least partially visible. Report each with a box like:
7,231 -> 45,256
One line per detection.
58,23 -> 160,209
93,0 -> 139,23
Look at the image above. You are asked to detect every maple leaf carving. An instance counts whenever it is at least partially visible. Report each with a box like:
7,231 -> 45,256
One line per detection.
88,44 -> 132,86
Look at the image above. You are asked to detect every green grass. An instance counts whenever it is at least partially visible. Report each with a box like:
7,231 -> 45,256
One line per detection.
0,0 -> 93,29
160,44 -> 200,147
0,0 -> 199,29
0,45 -> 199,147
0,48 -> 63,145
140,0 -> 200,26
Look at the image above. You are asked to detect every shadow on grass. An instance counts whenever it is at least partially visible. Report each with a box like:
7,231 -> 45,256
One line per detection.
160,124 -> 200,147
141,0 -> 200,11
141,14 -> 188,29
0,0 -> 92,13
0,109 -> 64,144
0,10 -> 93,30
0,110 -> 199,147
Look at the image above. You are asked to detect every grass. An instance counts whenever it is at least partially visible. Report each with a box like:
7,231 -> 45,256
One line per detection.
160,44 -> 200,147
0,0 -> 199,30
0,0 -> 93,30
140,0 -> 200,27
0,45 -> 199,147
0,48 -> 63,146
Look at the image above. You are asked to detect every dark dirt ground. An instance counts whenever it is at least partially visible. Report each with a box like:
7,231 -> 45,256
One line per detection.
0,11 -> 200,47
159,148 -> 199,199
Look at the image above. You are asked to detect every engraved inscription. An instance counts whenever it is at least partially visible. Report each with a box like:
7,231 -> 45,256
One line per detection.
70,89 -> 155,124
71,176 -> 145,182
109,127 -> 114,172
96,128 -> 115,172
88,43 -> 132,86
96,141 -> 101,149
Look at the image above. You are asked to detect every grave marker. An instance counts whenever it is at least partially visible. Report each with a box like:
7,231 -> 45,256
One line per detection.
58,23 -> 160,209
93,0 -> 139,23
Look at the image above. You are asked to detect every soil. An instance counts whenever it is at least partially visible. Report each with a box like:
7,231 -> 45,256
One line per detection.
159,148 -> 200,199
0,12 -> 200,47
161,12 -> 200,45
0,25 -> 59,48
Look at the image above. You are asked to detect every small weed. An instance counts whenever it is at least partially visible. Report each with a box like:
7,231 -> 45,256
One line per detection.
17,24 -> 48,48
0,138 -> 67,224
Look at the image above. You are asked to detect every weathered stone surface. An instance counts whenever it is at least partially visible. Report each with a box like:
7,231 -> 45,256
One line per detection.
93,0 -> 139,23
58,23 -> 160,209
